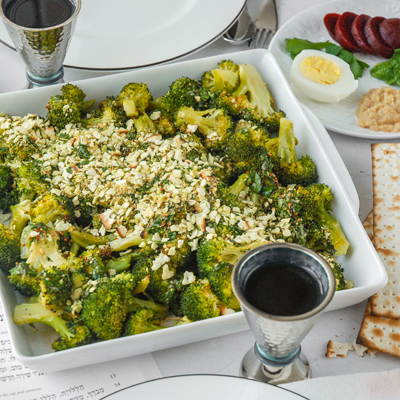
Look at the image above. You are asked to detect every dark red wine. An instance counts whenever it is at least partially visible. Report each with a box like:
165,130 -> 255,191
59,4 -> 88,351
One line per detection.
244,263 -> 321,316
4,0 -> 74,29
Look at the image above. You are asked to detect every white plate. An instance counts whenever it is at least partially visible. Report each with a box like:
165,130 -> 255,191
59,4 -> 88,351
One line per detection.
0,0 -> 246,70
269,0 -> 400,139
0,49 -> 387,372
100,375 -> 308,400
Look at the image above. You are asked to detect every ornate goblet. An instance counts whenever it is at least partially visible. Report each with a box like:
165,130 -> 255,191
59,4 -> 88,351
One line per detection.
232,243 -> 336,385
0,0 -> 81,87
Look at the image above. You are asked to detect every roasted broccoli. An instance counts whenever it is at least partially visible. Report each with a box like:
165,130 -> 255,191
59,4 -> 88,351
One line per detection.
52,320 -> 96,351
307,183 -> 350,256
80,272 -> 167,341
175,106 -> 233,153
46,84 -> 95,131
0,165 -> 18,211
86,96 -> 128,127
117,82 -> 152,118
20,223 -> 66,269
201,60 -> 240,93
269,118 -> 317,187
31,193 -> 74,224
0,224 -> 21,274
8,262 -> 40,297
123,309 -> 165,336
197,237 -> 269,307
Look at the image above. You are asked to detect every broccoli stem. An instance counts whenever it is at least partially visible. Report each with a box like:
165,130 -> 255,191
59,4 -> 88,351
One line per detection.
277,118 -> 297,164
228,173 -> 249,197
14,303 -> 74,339
109,235 -> 144,252
9,202 -> 31,237
69,242 -> 80,256
316,207 -> 349,256
128,297 -> 167,315
69,229 -> 116,248
105,254 -> 134,274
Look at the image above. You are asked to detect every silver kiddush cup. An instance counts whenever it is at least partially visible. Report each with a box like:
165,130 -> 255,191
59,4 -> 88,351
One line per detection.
232,243 -> 336,385
0,0 -> 81,86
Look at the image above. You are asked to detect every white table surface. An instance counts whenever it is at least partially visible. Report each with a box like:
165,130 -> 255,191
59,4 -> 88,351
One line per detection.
1,0 -> 399,384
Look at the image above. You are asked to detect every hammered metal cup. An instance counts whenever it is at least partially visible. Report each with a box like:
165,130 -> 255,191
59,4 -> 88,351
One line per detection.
0,0 -> 81,86
232,242 -> 336,384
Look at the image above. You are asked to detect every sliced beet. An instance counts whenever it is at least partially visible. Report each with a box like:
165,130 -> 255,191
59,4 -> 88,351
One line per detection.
324,13 -> 340,41
351,14 -> 375,55
379,18 -> 400,49
335,12 -> 361,52
365,16 -> 393,58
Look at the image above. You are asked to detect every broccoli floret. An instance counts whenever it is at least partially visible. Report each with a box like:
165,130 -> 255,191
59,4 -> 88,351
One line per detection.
201,60 -> 240,93
86,96 -> 128,127
225,120 -> 275,177
8,262 -> 40,297
117,82 -> 152,118
160,77 -> 202,114
31,193 -> 74,224
175,107 -> 233,153
8,200 -> 31,238
180,278 -> 237,321
197,237 -> 268,307
233,64 -> 275,118
155,77 -> 219,115
39,265 -> 73,312
61,84 -> 94,111
123,309 -> 165,336
0,165 -> 18,212
46,97 -> 81,130
20,223 -> 66,269
80,272 -> 156,341
0,224 -> 21,274
14,162 -> 49,202
132,256 -> 182,313
269,118 -> 317,187
148,109 -> 176,137
46,84 -> 95,131
318,251 -> 351,291
134,113 -> 158,136
218,94 -> 285,134
52,320 -> 96,351
307,183 -> 349,256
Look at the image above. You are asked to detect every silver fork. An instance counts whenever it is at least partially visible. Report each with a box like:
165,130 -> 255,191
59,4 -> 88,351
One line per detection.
249,0 -> 278,49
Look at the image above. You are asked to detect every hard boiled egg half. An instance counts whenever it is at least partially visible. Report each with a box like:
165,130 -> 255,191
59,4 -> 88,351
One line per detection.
289,49 -> 358,102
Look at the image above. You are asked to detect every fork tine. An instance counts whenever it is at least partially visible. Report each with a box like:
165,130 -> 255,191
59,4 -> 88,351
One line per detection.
249,29 -> 272,48
261,30 -> 273,48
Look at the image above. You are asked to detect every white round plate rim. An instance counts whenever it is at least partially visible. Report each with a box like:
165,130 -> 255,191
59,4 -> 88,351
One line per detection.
0,0 -> 246,71
269,0 -> 400,139
99,374 -> 309,400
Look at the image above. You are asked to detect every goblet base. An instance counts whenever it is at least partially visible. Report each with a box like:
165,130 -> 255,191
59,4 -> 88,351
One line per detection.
240,346 -> 311,385
26,67 -> 64,88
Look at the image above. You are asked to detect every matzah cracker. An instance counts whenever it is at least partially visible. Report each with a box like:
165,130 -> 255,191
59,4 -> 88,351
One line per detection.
363,210 -> 374,242
370,143 -> 400,319
358,313 -> 400,358
325,340 -> 354,358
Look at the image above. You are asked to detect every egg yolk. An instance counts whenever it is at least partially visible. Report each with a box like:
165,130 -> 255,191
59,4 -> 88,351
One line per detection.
300,56 -> 341,85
